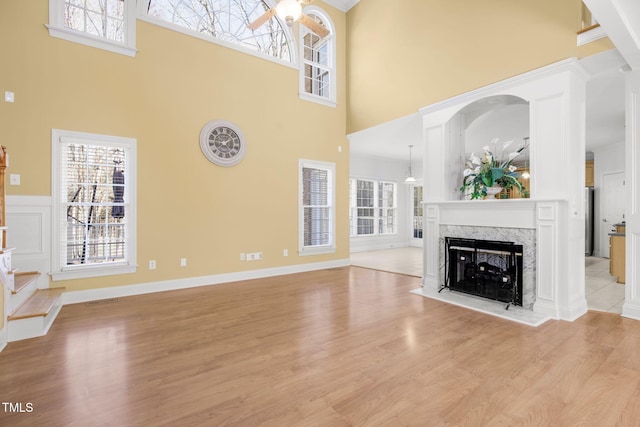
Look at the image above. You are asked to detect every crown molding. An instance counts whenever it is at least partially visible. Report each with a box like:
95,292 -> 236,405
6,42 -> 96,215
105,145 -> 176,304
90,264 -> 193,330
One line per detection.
321,0 -> 360,12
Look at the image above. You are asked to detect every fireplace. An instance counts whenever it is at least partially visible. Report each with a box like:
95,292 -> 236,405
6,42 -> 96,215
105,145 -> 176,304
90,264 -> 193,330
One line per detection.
444,237 -> 523,308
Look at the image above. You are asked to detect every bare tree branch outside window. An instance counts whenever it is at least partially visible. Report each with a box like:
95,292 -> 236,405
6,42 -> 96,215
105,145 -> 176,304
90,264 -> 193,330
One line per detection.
148,0 -> 291,62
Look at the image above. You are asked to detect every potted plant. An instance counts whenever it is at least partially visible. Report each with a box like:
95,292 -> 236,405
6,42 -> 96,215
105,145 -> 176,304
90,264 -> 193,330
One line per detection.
460,138 -> 526,199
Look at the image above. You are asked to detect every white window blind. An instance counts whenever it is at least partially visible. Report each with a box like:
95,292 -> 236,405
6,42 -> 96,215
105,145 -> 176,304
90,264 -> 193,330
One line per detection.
52,129 -> 137,280
299,160 -> 335,255
63,143 -> 127,265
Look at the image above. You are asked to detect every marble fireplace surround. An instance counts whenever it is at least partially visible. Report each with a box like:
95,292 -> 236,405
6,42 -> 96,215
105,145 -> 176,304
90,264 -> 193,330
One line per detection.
421,198 -> 581,322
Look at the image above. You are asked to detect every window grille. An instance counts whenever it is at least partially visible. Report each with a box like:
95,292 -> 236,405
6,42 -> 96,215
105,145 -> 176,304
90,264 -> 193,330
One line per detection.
303,29 -> 330,97
349,179 -> 397,236
48,0 -> 137,56
64,0 -> 125,43
146,0 -> 293,63
299,8 -> 335,106
413,185 -> 423,239
52,129 -> 136,280
63,143 -> 127,265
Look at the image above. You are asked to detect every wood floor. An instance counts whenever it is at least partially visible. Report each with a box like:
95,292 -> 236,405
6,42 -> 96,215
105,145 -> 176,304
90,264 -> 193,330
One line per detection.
1,267 -> 640,426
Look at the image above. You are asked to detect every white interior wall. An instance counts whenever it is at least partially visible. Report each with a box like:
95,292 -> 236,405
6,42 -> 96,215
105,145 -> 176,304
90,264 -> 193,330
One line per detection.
349,154 -> 421,252
464,104 -> 530,159
593,141 -> 625,256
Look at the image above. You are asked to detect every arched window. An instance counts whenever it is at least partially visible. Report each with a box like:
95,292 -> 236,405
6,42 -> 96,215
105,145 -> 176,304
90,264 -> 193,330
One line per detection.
143,0 -> 294,64
299,8 -> 336,106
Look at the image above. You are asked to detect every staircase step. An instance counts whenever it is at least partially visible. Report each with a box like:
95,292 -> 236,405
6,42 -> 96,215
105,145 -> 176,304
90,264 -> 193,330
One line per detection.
12,271 -> 41,294
8,288 -> 65,321
0,247 -> 16,254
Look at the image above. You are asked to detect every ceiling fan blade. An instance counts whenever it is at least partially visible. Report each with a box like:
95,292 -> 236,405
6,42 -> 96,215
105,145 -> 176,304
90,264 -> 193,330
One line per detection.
248,8 -> 276,30
299,13 -> 329,37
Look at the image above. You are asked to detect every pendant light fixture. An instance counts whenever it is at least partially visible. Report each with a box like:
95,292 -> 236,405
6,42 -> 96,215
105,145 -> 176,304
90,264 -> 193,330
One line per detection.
405,145 -> 417,183
521,137 -> 531,179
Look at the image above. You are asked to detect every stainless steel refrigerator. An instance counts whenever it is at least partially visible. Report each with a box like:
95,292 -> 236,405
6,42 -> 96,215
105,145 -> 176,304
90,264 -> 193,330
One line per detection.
585,187 -> 594,255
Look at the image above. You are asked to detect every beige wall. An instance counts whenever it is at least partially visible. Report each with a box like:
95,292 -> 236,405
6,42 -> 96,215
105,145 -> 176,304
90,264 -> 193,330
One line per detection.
346,0 -> 614,133
0,1 -> 348,294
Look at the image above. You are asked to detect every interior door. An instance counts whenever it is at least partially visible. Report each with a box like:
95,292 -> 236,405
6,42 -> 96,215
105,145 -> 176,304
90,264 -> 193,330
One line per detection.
600,171 -> 625,258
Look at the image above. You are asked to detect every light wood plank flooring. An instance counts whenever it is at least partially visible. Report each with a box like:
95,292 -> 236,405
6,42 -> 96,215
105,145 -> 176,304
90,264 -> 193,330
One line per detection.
1,267 -> 640,426
352,248 -> 625,314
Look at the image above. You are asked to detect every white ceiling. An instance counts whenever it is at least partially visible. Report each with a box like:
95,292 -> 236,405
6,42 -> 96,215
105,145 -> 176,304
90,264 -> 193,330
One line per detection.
348,49 -> 628,162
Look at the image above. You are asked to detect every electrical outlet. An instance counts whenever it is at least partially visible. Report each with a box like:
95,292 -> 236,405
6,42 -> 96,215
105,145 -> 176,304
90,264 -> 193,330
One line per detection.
246,252 -> 263,261
180,258 -> 187,267
283,249 -> 288,257
149,260 -> 156,270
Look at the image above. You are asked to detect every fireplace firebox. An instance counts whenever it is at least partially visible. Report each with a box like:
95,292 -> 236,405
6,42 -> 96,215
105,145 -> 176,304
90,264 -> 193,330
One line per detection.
444,237 -> 523,308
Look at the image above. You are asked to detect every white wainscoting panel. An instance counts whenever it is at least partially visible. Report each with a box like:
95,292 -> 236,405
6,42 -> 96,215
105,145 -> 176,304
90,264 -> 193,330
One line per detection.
6,196 -> 52,289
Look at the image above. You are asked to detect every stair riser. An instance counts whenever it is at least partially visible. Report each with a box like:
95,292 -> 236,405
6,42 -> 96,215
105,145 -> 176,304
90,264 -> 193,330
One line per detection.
8,300 -> 63,342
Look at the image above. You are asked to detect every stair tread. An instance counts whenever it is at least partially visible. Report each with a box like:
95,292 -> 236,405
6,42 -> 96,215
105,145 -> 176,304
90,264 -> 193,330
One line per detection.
0,247 -> 16,254
9,287 -> 65,320
12,271 -> 41,294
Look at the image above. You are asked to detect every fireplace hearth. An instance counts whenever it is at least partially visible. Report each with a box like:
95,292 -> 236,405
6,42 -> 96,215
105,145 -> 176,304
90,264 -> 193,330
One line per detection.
444,237 -> 523,308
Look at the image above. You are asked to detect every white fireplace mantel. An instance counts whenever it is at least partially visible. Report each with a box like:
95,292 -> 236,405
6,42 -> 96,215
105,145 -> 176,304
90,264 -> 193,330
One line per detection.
426,199 -> 539,229
419,58 -> 589,322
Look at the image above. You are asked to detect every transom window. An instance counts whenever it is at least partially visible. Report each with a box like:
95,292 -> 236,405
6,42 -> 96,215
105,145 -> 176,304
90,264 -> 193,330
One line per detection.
349,179 -> 397,236
65,0 -> 125,43
144,0 -> 293,63
47,0 -> 137,56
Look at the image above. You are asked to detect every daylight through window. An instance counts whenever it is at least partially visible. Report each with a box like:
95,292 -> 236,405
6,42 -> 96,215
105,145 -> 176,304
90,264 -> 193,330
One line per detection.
146,0 -> 293,62
52,129 -> 137,280
349,179 -> 397,236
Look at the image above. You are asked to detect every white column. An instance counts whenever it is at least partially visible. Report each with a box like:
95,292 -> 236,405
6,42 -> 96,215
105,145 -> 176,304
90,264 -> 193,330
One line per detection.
623,70 -> 640,319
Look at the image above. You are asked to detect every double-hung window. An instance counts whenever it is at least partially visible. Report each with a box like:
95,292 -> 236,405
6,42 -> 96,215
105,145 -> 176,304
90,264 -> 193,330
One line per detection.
349,179 -> 397,236
299,8 -> 336,106
299,160 -> 335,255
47,0 -> 137,56
51,129 -> 137,280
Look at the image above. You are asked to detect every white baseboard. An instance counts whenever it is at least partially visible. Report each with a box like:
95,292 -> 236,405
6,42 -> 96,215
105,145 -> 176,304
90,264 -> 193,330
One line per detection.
622,301 -> 640,320
350,243 -> 410,253
63,258 -> 350,305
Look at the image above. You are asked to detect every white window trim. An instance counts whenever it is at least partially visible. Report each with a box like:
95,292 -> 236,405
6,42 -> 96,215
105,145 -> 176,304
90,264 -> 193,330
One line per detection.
137,0 -> 297,69
51,129 -> 137,281
349,178 -> 398,237
47,0 -> 137,57
299,159 -> 336,256
299,6 -> 337,107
